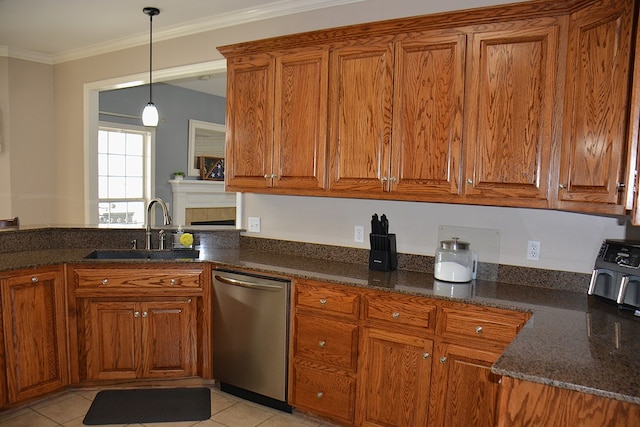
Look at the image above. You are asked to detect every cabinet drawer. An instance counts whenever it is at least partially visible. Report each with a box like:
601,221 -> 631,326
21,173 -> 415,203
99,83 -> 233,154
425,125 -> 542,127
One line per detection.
293,314 -> 358,371
364,292 -> 436,331
291,363 -> 356,424
72,268 -> 202,288
295,279 -> 360,318
439,306 -> 529,345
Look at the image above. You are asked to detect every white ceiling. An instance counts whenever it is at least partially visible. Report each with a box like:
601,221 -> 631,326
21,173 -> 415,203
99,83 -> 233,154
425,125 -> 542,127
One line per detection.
0,0 -> 365,96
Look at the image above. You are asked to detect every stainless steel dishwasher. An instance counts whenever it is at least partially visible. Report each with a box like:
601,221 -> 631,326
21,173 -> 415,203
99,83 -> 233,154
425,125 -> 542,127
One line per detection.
212,268 -> 292,412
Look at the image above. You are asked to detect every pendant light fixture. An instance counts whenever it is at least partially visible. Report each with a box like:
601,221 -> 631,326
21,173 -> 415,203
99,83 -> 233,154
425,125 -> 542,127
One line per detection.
142,7 -> 160,126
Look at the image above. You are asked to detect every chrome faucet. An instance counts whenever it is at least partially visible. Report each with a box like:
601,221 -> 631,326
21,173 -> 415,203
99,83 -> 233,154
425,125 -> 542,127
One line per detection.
146,198 -> 172,250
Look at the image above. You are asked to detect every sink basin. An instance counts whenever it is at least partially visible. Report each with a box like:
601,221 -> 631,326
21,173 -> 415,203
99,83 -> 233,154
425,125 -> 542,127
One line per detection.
84,249 -> 200,260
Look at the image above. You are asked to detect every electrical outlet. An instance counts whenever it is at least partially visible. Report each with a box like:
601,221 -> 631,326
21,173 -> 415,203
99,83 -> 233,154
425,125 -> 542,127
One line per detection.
247,217 -> 261,233
527,240 -> 541,261
354,225 -> 365,243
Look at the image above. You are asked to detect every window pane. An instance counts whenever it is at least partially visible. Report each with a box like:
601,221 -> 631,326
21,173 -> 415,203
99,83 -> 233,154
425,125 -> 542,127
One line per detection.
125,177 -> 143,198
98,131 -> 108,153
109,132 -> 126,154
127,134 -> 144,155
98,177 -> 108,198
108,177 -> 126,198
126,155 -> 143,176
108,154 -> 126,176
98,153 -> 108,176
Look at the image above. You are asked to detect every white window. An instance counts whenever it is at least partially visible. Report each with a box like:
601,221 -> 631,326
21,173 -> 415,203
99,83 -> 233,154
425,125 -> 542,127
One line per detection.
97,124 -> 153,226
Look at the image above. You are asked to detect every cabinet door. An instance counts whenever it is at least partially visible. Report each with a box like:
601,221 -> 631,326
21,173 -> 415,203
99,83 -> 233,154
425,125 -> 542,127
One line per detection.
328,42 -> 394,192
558,0 -> 634,212
429,342 -> 501,427
1,268 -> 68,403
356,328 -> 433,427
273,49 -> 328,190
142,300 -> 197,378
391,32 -> 466,196
464,19 -> 560,205
87,301 -> 140,380
225,54 -> 275,189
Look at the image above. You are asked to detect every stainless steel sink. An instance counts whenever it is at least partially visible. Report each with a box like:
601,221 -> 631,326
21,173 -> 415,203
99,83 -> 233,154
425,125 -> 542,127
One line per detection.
84,249 -> 200,260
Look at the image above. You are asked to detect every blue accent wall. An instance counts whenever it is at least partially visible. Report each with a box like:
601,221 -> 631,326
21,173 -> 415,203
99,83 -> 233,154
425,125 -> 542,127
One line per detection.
99,83 -> 226,205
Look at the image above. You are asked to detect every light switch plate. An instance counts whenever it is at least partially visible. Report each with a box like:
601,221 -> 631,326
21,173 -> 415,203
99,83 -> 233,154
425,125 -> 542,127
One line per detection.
248,217 -> 261,233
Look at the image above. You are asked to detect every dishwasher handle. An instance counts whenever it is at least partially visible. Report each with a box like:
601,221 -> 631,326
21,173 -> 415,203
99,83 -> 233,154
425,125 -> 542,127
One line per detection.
214,274 -> 283,291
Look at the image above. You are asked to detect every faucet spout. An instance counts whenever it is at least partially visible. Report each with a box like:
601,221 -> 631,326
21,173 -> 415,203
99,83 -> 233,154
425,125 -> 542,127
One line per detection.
146,198 -> 172,250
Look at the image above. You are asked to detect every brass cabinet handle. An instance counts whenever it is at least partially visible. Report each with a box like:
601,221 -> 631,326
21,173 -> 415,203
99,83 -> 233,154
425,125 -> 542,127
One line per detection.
319,299 -> 327,306
31,277 -> 38,283
318,340 -> 326,348
466,178 -> 473,185
392,312 -> 400,319
475,326 -> 483,334
316,391 -> 324,398
440,356 -> 447,363
170,279 -> 176,285
102,278 -> 109,285
134,311 -> 140,318
423,352 -> 430,359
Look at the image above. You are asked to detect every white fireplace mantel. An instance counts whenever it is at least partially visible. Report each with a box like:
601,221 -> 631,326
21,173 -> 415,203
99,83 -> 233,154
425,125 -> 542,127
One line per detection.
169,179 -> 240,227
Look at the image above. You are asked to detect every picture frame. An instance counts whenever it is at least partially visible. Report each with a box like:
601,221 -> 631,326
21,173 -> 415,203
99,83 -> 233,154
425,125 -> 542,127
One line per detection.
199,156 -> 225,181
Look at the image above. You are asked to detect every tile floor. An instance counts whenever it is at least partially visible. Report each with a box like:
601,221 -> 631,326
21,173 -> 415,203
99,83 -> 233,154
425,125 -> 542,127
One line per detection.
0,386 -> 337,427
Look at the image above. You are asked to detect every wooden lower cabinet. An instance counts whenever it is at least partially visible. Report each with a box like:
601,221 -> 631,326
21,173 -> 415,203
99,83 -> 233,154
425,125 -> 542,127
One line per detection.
497,377 -> 640,427
84,298 -> 197,380
356,328 -> 433,426
428,342 -> 502,427
0,266 -> 68,405
290,279 -> 533,426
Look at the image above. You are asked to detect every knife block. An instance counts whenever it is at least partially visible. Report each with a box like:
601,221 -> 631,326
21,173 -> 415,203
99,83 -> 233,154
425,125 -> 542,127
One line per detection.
369,233 -> 397,271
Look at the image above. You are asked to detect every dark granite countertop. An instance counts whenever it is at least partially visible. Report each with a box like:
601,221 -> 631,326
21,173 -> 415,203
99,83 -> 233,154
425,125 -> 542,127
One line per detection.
1,247 -> 638,405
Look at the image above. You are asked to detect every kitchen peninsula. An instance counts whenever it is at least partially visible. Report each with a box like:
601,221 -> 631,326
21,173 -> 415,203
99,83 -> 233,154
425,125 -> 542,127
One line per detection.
0,227 -> 638,426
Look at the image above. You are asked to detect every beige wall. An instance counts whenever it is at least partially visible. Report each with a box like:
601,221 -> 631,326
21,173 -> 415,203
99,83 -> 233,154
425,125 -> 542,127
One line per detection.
0,58 -> 54,224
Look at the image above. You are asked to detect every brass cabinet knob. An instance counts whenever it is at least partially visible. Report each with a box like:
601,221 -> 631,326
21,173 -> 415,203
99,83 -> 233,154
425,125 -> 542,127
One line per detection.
392,312 -> 400,319
316,391 -> 324,398
440,356 -> 447,363
475,326 -> 483,334
134,311 -> 140,318
318,340 -> 326,348
31,277 -> 38,283
102,278 -> 109,285
319,299 -> 327,306
423,352 -> 430,359
466,178 -> 473,185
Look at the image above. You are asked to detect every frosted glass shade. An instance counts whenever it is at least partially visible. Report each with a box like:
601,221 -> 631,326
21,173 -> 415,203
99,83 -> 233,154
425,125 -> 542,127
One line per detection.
142,102 -> 159,126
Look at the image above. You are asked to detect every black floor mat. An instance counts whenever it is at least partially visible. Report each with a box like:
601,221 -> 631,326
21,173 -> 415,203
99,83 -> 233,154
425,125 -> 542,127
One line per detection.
83,387 -> 211,425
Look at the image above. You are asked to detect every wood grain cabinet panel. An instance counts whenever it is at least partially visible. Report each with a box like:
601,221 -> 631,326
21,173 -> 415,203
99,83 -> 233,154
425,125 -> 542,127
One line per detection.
85,299 -> 197,380
497,377 -> 640,427
391,31 -> 466,196
464,18 -> 561,206
429,342 -> 502,427
356,328 -> 433,427
225,54 -> 274,189
294,278 -> 360,318
328,41 -> 394,193
293,313 -> 358,371
0,267 -> 68,404
558,0 -> 635,213
225,49 -> 328,191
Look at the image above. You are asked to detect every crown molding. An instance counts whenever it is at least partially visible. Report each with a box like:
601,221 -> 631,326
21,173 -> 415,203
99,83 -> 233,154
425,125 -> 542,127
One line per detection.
0,46 -> 53,65
49,0 -> 364,64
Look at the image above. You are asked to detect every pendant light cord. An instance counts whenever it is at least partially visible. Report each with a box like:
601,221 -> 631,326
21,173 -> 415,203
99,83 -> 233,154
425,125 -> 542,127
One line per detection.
148,11 -> 153,103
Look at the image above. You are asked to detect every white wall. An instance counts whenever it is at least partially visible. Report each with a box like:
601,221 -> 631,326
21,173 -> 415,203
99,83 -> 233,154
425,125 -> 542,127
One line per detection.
241,194 -> 635,274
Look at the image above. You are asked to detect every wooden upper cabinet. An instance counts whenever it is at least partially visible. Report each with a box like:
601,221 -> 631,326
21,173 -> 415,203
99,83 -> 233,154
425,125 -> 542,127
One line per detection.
558,0 -> 634,213
225,49 -> 328,191
225,54 -> 274,189
273,49 -> 328,190
391,32 -> 466,196
464,18 -> 562,206
328,41 -> 394,192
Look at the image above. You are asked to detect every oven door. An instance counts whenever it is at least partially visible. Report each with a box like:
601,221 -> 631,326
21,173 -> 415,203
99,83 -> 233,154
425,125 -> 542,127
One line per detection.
588,268 -> 620,301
